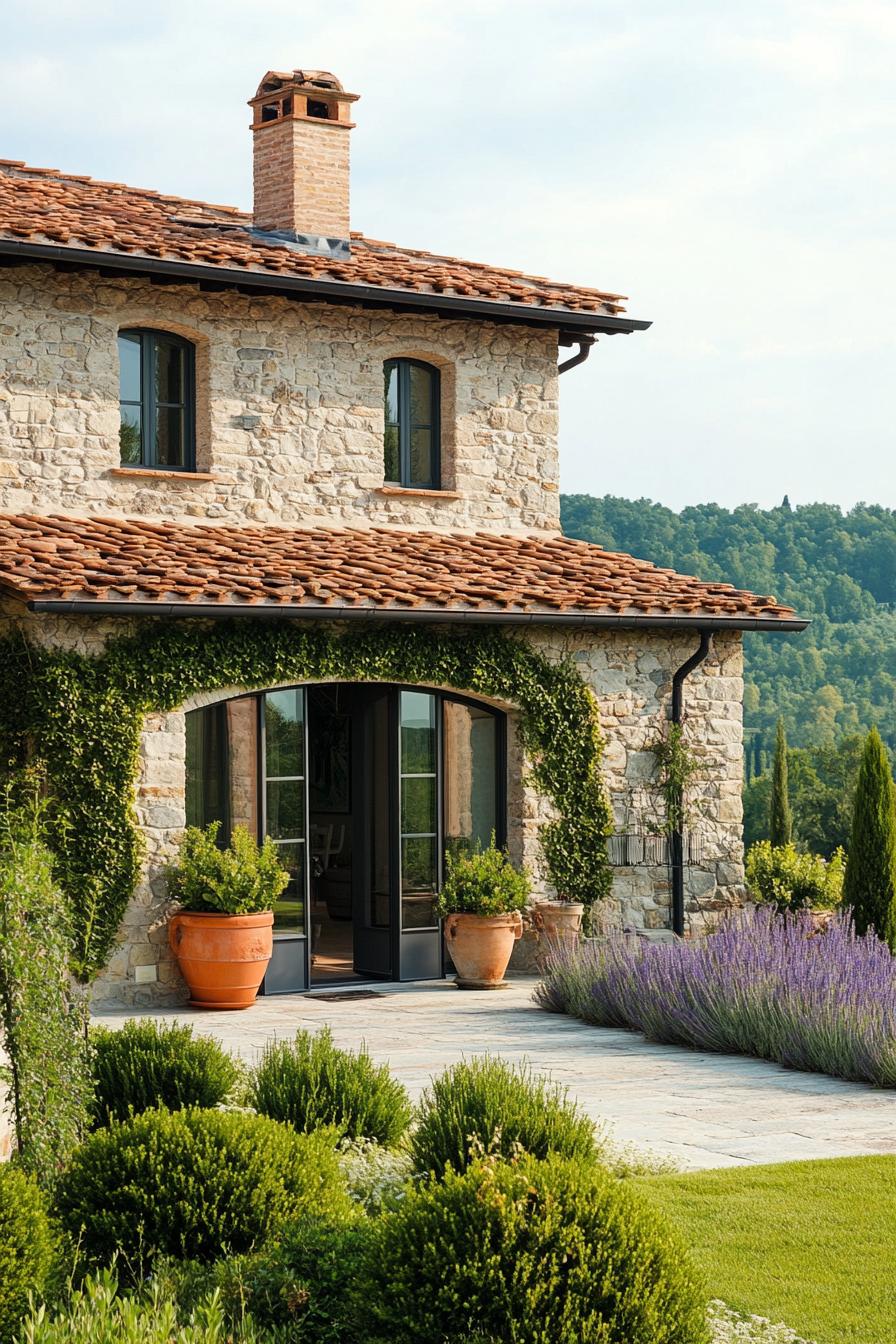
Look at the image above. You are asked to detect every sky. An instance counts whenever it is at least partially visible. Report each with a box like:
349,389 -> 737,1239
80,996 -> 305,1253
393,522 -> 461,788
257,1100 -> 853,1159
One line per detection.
2,1 -> 893,513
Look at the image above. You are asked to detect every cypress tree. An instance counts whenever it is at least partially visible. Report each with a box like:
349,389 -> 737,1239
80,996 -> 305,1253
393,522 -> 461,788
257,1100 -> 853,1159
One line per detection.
843,727 -> 896,948
769,719 -> 793,847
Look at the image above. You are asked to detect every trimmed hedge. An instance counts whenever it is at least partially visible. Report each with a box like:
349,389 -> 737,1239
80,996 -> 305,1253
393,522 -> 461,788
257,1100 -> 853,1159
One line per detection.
251,1028 -> 412,1147
54,1107 -> 352,1269
90,1019 -> 239,1125
358,1154 -> 710,1344
411,1057 -> 599,1174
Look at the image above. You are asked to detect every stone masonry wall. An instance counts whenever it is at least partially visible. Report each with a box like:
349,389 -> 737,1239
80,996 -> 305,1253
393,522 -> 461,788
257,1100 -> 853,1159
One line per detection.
0,266 -> 561,534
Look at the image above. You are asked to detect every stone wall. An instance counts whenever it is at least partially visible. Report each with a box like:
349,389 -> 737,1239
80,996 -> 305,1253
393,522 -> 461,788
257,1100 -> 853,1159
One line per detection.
0,266 -> 561,534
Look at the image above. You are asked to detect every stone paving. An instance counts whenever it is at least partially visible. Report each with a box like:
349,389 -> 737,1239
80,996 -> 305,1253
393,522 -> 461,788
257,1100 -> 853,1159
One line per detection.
94,977 -> 896,1171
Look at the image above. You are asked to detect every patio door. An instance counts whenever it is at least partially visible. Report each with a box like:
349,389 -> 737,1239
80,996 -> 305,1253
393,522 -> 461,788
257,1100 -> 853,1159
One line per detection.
185,682 -> 504,995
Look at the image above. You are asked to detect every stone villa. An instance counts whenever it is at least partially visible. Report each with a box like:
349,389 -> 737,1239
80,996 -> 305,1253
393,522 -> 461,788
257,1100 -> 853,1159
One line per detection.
0,68 -> 803,1004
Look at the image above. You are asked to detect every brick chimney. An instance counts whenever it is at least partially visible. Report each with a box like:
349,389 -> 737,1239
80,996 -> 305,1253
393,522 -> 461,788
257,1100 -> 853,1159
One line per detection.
248,69 -> 359,244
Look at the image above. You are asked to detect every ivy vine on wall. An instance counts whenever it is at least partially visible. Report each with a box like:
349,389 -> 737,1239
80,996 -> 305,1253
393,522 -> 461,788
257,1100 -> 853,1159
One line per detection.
0,621 -> 613,981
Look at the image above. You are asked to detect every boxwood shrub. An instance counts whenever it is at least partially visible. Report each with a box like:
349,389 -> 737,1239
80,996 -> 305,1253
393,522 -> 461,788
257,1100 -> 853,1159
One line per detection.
411,1056 -> 599,1174
250,1028 -> 412,1147
0,1166 -> 56,1343
358,1154 -> 710,1344
90,1019 -> 240,1125
54,1107 -> 352,1270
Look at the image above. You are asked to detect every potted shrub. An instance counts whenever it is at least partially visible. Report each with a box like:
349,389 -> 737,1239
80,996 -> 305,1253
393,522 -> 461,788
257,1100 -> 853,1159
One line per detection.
434,841 -> 529,990
167,822 -> 288,1009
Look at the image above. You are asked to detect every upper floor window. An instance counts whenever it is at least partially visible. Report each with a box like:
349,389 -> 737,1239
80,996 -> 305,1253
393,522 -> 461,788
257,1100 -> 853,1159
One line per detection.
118,329 -> 195,471
383,358 -> 440,489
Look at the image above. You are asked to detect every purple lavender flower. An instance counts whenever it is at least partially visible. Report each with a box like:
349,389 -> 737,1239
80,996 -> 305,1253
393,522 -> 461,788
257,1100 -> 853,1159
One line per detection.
534,908 -> 896,1087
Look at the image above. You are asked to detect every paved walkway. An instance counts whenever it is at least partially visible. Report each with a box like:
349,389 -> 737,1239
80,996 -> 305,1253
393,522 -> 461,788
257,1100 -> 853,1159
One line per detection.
94,978 -> 896,1171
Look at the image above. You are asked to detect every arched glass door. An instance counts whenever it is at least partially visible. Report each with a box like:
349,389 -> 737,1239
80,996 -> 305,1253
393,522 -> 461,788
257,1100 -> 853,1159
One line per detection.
185,683 -> 504,993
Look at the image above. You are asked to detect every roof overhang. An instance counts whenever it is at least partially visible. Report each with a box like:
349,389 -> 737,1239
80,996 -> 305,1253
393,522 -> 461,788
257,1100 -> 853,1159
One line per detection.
0,238 -> 652,339
25,599 -> 808,633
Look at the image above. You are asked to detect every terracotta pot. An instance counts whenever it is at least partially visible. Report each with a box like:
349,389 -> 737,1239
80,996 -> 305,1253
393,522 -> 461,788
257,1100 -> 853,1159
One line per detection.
168,910 -> 273,1009
444,911 -> 523,989
533,900 -> 585,949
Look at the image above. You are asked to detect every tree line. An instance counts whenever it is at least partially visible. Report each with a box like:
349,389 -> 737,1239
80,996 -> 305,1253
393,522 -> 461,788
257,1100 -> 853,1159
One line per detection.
560,494 -> 896,751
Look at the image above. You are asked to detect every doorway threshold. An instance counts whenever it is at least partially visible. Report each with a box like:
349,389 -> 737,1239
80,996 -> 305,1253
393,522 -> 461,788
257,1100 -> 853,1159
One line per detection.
304,989 -> 387,1002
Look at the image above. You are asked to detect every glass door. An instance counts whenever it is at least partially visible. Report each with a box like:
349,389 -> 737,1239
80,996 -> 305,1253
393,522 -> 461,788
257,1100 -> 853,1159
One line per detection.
351,687 -> 394,978
397,690 -> 443,980
261,689 -> 309,994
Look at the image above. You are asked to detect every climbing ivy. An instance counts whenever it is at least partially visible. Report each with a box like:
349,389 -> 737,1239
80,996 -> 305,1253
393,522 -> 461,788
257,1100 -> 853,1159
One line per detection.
0,621 -> 612,980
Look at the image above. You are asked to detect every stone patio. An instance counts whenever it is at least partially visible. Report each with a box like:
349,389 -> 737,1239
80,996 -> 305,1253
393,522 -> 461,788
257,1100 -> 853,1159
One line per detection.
94,977 -> 896,1171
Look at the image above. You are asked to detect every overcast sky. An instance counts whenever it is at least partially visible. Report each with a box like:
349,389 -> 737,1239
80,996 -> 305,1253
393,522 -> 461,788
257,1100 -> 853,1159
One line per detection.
2,1 -> 893,512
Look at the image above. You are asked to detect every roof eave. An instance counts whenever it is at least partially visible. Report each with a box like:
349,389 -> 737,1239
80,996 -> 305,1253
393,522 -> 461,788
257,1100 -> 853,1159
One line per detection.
0,238 -> 652,336
24,598 -> 808,632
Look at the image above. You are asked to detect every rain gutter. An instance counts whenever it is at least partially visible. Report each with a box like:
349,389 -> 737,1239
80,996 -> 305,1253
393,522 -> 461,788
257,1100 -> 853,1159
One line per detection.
669,630 -> 714,936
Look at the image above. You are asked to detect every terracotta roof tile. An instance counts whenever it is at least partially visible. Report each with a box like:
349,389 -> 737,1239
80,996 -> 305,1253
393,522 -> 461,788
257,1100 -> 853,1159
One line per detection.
0,514 -> 800,627
0,161 -> 627,319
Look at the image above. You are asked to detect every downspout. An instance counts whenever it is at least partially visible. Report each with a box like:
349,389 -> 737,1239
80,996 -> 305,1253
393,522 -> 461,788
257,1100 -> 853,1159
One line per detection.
669,629 -> 714,936
558,336 -> 595,374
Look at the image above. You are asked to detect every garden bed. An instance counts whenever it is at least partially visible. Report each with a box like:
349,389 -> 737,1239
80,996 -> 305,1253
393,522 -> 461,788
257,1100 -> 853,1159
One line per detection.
535,907 -> 896,1087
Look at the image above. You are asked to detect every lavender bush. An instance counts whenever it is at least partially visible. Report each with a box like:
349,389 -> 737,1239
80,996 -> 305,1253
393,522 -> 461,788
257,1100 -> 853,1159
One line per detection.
535,907 -> 896,1087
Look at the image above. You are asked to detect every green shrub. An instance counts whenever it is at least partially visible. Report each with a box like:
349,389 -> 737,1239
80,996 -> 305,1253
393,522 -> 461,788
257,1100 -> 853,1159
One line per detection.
55,1107 -> 352,1271
90,1020 -> 240,1125
0,781 -> 91,1184
433,839 -> 530,918
18,1270 -> 267,1344
0,1166 -> 55,1343
746,841 -> 845,911
250,1028 -> 411,1147
208,1218 -> 371,1344
411,1057 -> 599,1175
358,1153 -> 709,1344
167,823 -> 289,916
843,726 -> 896,946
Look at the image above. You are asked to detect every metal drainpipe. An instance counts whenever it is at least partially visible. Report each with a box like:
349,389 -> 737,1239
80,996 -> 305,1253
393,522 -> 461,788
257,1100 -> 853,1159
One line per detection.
669,630 -> 714,936
558,336 -> 596,374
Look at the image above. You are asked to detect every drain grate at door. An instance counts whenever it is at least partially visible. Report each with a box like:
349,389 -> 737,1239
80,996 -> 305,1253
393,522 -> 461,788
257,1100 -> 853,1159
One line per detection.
304,990 -> 387,1002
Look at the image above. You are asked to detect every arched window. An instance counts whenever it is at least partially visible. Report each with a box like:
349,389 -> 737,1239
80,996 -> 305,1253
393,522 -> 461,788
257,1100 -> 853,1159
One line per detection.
118,329 -> 195,470
383,358 -> 440,489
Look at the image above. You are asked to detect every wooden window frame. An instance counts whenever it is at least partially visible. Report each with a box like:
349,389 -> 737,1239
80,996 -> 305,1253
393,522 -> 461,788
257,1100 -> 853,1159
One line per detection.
383,358 -> 441,490
118,328 -> 196,472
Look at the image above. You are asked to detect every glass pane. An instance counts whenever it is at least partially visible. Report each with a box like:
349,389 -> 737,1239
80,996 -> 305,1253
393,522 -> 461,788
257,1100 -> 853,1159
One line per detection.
118,332 -> 142,403
368,692 -> 392,930
265,690 -> 304,778
266,780 -> 304,840
384,424 -> 400,482
184,704 -> 229,835
273,840 -> 305,933
383,362 -> 399,425
156,405 -> 185,467
409,363 -> 434,426
155,336 -> 184,404
119,405 -> 142,464
400,691 -> 436,773
402,836 -> 437,929
401,775 -> 436,836
444,701 -> 498,858
409,428 -> 433,486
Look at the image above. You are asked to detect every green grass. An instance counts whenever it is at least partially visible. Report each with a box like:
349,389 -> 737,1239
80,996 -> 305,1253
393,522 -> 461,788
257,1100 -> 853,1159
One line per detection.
636,1157 -> 896,1344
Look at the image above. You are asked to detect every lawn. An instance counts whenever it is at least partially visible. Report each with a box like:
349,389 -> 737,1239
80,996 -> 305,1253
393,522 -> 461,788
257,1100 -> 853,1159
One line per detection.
637,1156 -> 896,1344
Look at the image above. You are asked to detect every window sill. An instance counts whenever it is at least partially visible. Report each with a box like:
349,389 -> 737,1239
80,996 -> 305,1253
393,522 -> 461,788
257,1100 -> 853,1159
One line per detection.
375,485 -> 461,500
108,467 -> 218,483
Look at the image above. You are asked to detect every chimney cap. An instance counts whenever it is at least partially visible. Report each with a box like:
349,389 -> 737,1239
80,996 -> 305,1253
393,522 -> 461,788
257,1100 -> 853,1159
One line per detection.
251,69 -> 359,104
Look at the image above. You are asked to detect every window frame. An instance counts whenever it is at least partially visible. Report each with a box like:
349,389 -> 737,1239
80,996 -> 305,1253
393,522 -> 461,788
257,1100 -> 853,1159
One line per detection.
118,328 -> 196,472
383,357 -> 441,490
